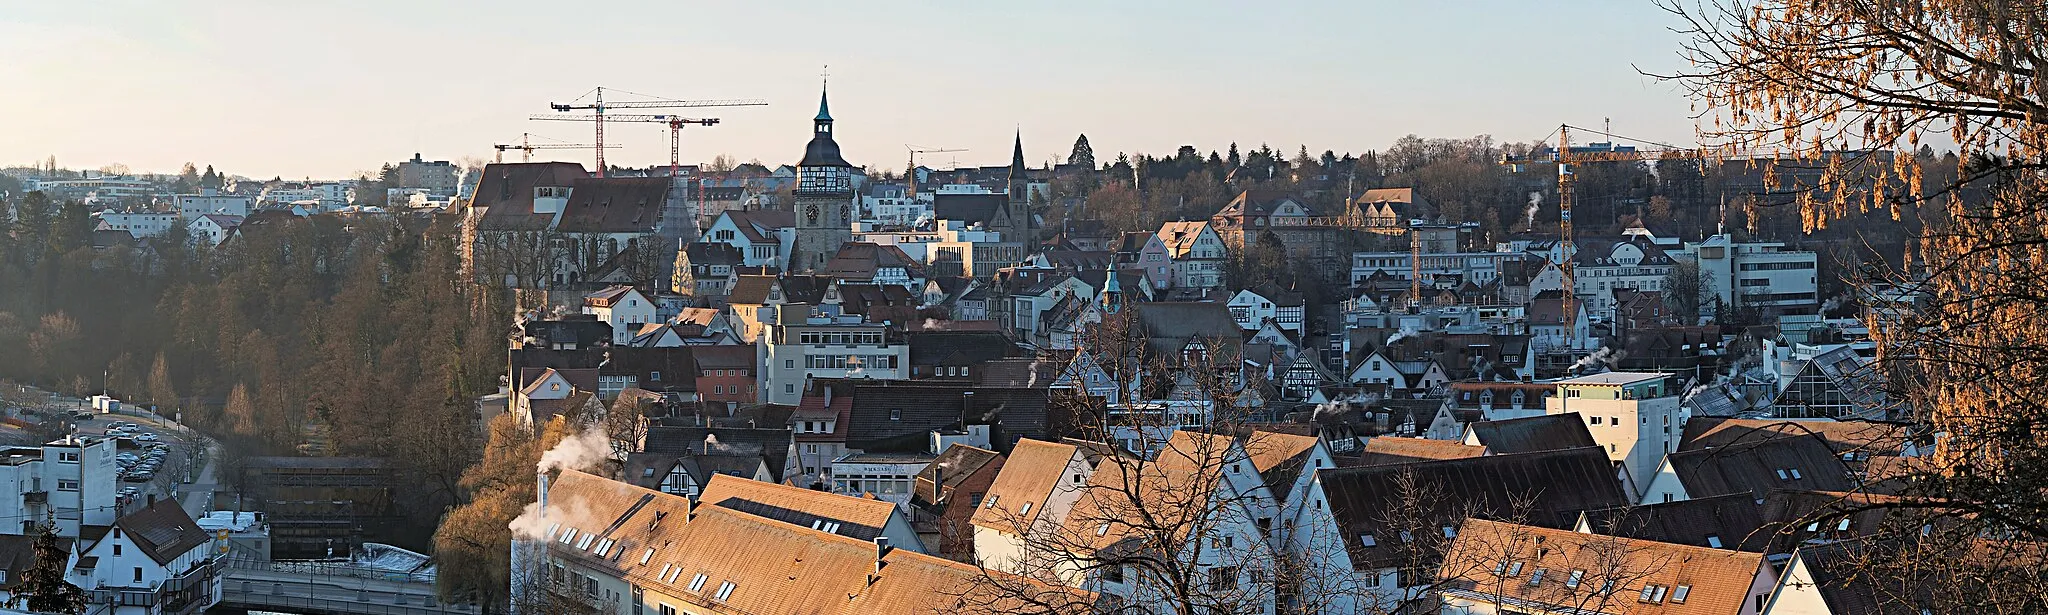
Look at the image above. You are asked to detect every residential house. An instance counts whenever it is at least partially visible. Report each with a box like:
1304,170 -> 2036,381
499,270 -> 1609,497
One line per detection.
1352,437 -> 1485,466
535,468 -> 1086,615
756,304 -> 910,405
187,214 -> 241,246
467,163 -> 688,289
68,498 -> 222,615
825,242 -> 924,290
1461,413 -> 1600,455
172,193 -> 251,220
1228,285 -> 1306,332
911,444 -> 1006,561
1156,221 -> 1227,290
1576,493 -> 1769,552
584,286 -> 658,345
0,437 -> 120,538
691,345 -> 757,410
1110,232 -> 1172,290
698,474 -> 923,552
1284,446 -> 1630,614
907,331 -> 1014,380
0,533 -> 75,606
1436,519 -> 1776,615
672,242 -> 743,303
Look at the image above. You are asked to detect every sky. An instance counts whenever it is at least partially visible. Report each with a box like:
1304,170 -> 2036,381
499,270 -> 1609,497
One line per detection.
0,1 -> 1705,180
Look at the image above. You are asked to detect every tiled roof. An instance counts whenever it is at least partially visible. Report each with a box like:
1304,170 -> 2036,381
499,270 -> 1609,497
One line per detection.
907,331 -> 1015,367
1243,431 -> 1319,497
652,506 -> 1092,614
1319,447 -> 1629,570
1130,302 -> 1242,360
0,533 -> 68,590
1439,519 -> 1767,615
1665,433 -> 1852,499
115,497 -> 210,567
1057,432 -> 1245,555
1355,436 -> 1486,466
933,193 -> 1006,225
727,275 -> 779,305
969,439 -> 1082,533
1155,221 -> 1212,256
914,444 -> 1003,505
700,474 -> 898,541
472,162 -> 590,231
644,426 -> 791,482
1465,413 -> 1599,454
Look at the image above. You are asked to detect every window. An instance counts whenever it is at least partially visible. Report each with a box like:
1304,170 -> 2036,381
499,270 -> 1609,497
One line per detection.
133,567 -> 142,582
889,409 -> 901,421
1776,469 -> 1790,480
113,544 -> 121,556
688,573 -> 708,592
1018,502 -> 1032,515
1641,584 -> 1668,603
713,581 -> 736,601
1528,568 -> 1546,585
1590,416 -> 1602,425
1706,534 -> 1723,548
641,548 -> 656,565
1208,567 -> 1238,591
1102,564 -> 1125,584
1790,468 -> 1804,479
1097,524 -> 1111,536
1506,562 -> 1524,577
1565,569 -> 1585,589
650,371 -> 661,382
986,495 -> 1000,509
1442,526 -> 1458,538
56,480 -> 78,491
58,452 -> 78,462
1671,584 -> 1691,604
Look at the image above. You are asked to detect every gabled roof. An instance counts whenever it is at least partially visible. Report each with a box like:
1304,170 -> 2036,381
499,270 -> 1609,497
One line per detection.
914,444 -> 1004,505
1155,221 -> 1214,257
1318,447 -> 1629,570
684,241 -> 744,266
644,426 -> 791,482
1057,432 -> 1249,555
1465,413 -> 1599,454
113,497 -> 209,567
724,209 -> 796,243
1243,431 -> 1320,497
473,162 -> 589,231
1784,539 -> 1933,615
1130,302 -> 1243,360
1439,519 -> 1766,615
1664,433 -> 1853,498
907,331 -> 1014,368
970,439 -> 1083,532
727,275 -> 780,305
1355,436 -> 1487,466
933,193 -> 1007,226
556,176 -> 670,234
0,533 -> 68,591
699,474 -> 899,541
653,505 -> 1091,614
1678,417 -> 1909,459
1580,492 -> 1770,552
844,384 -> 1052,452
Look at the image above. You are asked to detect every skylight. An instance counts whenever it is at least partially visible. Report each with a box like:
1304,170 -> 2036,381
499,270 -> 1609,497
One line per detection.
714,581 -> 737,601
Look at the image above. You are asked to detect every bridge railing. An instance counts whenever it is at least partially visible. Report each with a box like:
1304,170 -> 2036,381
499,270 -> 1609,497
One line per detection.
221,591 -> 478,615
224,557 -> 438,585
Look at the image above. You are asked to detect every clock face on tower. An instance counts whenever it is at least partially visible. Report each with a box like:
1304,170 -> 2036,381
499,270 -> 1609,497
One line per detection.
805,203 -> 821,223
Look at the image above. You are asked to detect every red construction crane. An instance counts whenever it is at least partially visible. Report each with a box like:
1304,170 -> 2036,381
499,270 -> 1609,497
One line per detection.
491,133 -> 616,163
533,114 -> 721,178
544,87 -> 764,177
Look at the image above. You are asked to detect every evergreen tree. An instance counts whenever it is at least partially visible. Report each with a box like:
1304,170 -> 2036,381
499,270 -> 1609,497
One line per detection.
1226,143 -> 1241,169
1068,134 -> 1095,169
8,520 -> 85,614
200,165 -> 221,190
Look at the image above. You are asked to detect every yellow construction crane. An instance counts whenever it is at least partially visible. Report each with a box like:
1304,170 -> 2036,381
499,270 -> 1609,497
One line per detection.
491,133 -> 616,163
1504,124 -> 1762,347
905,145 -> 965,199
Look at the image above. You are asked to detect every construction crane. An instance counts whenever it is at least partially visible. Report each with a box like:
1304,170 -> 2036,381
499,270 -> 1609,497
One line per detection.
491,133 -> 616,163
533,114 -> 722,178
904,145 -> 965,199
1503,123 -> 1763,349
544,87 -> 765,177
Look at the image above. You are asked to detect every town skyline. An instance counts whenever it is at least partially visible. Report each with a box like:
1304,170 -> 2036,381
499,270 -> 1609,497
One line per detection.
1,1 -> 1700,179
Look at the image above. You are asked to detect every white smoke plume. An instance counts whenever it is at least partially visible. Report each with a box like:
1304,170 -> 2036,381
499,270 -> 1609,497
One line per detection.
703,433 -> 721,452
1821,294 -> 1851,315
1311,392 -> 1376,423
1570,347 -> 1626,374
1385,325 -> 1419,347
921,319 -> 943,330
1025,356 -> 1048,388
537,428 -> 609,475
1525,192 -> 1542,231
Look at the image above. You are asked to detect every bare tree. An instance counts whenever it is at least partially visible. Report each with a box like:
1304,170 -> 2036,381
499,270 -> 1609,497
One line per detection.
1656,1 -> 2048,611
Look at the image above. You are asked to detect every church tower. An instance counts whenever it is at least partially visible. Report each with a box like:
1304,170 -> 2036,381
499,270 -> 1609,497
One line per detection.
789,82 -> 855,274
1004,130 -> 1035,244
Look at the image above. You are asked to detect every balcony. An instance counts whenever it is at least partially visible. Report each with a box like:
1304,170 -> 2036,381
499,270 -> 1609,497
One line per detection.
89,558 -> 219,615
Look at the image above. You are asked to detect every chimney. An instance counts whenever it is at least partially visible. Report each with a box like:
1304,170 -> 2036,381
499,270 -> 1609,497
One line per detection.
537,472 -> 551,520
875,536 -> 893,564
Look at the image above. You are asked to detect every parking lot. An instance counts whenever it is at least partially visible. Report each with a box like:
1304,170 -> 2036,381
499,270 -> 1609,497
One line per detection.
2,385 -> 209,513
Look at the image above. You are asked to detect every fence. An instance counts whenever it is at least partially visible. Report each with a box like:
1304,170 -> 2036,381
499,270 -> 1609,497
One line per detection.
225,557 -> 438,585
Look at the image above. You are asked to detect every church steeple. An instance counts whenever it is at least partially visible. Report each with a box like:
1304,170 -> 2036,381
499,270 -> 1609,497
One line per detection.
1009,129 -> 1027,174
814,82 -> 833,136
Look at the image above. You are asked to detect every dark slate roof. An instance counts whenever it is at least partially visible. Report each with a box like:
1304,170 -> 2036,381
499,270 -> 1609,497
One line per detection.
509,347 -> 699,394
0,533 -> 68,591
709,498 -> 884,541
914,444 -> 1003,505
472,162 -> 589,231
1790,540 -> 1933,615
1318,446 -> 1628,570
685,242 -> 744,267
642,426 -> 791,483
933,193 -> 1006,226
1678,417 -> 1910,459
1580,492 -> 1770,552
555,176 -> 671,234
1130,302 -> 1243,360
1464,413 -> 1598,454
115,497 -> 210,567
798,131 -> 852,169
844,384 -> 1052,453
521,316 -> 614,349
974,358 -> 1061,389
908,331 -> 1015,368
1666,433 -> 1853,498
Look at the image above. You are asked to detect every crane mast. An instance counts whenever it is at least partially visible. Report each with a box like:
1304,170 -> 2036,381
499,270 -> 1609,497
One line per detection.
545,87 -> 765,177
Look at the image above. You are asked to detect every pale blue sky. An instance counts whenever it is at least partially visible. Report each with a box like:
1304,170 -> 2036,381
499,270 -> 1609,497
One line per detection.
0,1 -> 1701,179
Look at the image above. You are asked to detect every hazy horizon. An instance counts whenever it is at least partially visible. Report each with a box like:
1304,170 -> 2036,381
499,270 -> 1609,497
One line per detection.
2,1 -> 1699,180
